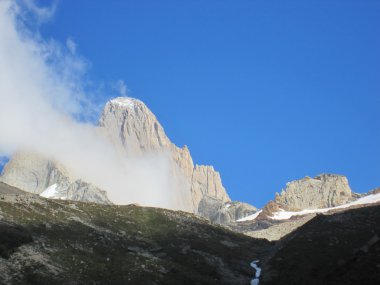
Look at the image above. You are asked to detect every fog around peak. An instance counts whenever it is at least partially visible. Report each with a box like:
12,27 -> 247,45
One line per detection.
0,0 -> 190,210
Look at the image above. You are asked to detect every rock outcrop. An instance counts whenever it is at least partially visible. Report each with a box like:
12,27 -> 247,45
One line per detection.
0,97 -> 230,213
0,152 -> 111,204
274,174 -> 353,210
231,174 -> 358,240
0,151 -> 68,195
191,165 -> 230,212
197,196 -> 258,224
214,201 -> 258,224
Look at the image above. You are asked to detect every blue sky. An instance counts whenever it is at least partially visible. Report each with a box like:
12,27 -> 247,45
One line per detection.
7,0 -> 380,207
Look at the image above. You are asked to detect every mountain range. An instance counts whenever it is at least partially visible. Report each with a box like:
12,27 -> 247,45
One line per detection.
0,97 -> 379,284
1,97 -> 378,230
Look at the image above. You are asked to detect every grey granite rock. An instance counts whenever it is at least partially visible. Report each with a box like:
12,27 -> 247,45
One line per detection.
0,152 -> 111,204
1,97 -> 230,212
99,97 -> 230,212
197,195 -> 257,225
275,174 -> 353,210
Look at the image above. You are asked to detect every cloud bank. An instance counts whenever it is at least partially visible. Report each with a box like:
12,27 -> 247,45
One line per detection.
0,0 -> 189,210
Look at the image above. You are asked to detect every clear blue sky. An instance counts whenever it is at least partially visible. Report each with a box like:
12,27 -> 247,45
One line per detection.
19,1 -> 380,206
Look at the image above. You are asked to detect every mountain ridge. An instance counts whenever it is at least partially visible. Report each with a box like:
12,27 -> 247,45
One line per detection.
1,97 -> 379,233
0,97 -> 231,215
1,181 -> 379,284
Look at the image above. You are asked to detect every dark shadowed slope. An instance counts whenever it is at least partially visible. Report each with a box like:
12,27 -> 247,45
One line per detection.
262,204 -> 380,285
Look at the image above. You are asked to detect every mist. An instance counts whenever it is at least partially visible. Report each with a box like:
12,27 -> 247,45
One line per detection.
0,0 -> 191,210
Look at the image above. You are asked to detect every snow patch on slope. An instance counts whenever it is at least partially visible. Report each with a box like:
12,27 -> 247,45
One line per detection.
40,184 -> 58,198
237,210 -> 262,222
40,184 -> 66,200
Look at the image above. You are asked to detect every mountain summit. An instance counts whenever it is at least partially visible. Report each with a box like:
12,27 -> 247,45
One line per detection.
0,97 -> 230,214
99,97 -> 231,213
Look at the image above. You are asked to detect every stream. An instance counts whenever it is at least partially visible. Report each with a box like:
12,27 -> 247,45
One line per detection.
250,260 -> 261,285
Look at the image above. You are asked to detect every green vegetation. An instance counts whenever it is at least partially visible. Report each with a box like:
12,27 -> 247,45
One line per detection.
0,192 -> 273,285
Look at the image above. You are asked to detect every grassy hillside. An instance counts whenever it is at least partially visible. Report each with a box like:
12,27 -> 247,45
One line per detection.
0,183 -> 273,285
2,182 -> 379,285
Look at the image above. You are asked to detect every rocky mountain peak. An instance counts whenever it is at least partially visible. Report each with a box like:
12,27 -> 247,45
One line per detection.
275,174 -> 353,210
99,97 -> 230,213
1,97 -> 231,214
99,97 -> 172,155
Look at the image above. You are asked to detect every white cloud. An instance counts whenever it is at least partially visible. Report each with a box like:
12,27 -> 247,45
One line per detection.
22,0 -> 58,23
116,80 -> 128,97
0,0 -> 189,210
66,37 -> 77,55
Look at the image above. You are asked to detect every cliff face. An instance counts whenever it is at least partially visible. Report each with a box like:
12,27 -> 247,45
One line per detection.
274,174 -> 353,210
98,97 -> 230,213
0,97 -> 230,213
0,152 -> 110,204
191,165 -> 230,213
1,151 -> 62,194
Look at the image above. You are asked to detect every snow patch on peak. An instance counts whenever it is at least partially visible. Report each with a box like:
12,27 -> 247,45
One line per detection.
109,97 -> 136,109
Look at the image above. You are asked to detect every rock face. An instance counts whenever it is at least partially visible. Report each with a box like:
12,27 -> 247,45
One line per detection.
98,97 -> 230,213
214,201 -> 258,224
0,152 -> 111,204
0,151 -> 67,194
230,174 -> 357,241
274,174 -> 353,210
191,165 -> 230,213
65,180 -> 110,204
197,196 -> 258,224
0,97 -> 230,213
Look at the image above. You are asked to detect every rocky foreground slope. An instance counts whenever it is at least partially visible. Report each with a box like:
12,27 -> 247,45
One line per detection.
261,204 -> 380,285
1,182 -> 380,284
0,182 -> 271,285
